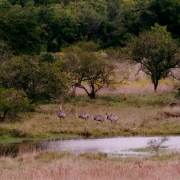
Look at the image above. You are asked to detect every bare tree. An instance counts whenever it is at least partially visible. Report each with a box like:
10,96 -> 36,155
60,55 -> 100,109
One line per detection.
147,136 -> 169,156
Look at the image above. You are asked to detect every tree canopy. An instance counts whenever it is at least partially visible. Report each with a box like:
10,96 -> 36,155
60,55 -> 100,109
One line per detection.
60,42 -> 117,98
128,23 -> 180,91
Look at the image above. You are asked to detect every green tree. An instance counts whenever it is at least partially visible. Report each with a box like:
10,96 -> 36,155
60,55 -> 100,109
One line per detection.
61,42 -> 117,99
0,87 -> 31,122
144,0 -> 180,39
128,24 -> 180,91
0,55 -> 69,103
66,0 -> 108,44
1,19 -> 42,55
37,4 -> 78,52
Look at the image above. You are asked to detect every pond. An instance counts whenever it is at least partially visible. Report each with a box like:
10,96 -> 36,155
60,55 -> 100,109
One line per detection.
41,136 -> 180,156
1,136 -> 180,157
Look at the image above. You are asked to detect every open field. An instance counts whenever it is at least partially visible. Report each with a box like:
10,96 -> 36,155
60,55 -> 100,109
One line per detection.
0,150 -> 180,180
0,81 -> 180,141
0,81 -> 180,179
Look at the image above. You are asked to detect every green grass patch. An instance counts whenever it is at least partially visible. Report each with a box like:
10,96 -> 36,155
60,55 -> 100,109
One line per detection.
0,91 -> 178,143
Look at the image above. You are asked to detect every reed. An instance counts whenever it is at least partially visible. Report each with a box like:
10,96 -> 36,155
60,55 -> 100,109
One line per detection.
0,150 -> 180,180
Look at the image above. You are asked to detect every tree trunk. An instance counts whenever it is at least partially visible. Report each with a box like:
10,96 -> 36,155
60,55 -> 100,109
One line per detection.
88,91 -> 96,99
152,77 -> 159,92
88,84 -> 96,99
154,80 -> 158,92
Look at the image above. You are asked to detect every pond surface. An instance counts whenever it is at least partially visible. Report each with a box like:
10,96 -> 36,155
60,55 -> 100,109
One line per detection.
41,136 -> 180,156
1,136 -> 180,157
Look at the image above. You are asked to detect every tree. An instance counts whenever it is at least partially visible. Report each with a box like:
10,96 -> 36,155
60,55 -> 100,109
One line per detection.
1,19 -> 42,55
66,0 -> 108,45
144,0 -> 180,39
0,87 -> 31,122
61,42 -> 117,99
0,55 -> 69,103
128,24 -> 180,91
37,4 -> 79,52
147,136 -> 169,156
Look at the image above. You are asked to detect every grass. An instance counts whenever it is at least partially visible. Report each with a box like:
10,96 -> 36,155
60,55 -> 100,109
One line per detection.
0,83 -> 180,179
0,91 -> 180,143
0,150 -> 180,180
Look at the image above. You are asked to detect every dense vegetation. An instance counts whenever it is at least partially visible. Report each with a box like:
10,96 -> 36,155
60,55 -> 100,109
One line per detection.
1,0 -> 180,52
1,0 -> 180,121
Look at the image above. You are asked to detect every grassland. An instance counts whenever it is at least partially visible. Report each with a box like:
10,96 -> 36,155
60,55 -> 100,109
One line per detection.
0,83 -> 180,142
0,150 -> 180,180
0,81 -> 180,179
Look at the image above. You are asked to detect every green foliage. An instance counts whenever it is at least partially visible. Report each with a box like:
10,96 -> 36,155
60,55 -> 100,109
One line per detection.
38,4 -> 79,52
1,0 -> 180,53
61,42 -> 117,99
1,19 -> 42,55
0,87 -> 31,121
146,0 -> 180,39
128,23 -> 180,91
0,55 -> 70,103
0,0 -> 11,12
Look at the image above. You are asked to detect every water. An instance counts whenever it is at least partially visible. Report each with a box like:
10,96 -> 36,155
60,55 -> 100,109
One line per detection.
1,136 -> 180,157
42,136 -> 180,156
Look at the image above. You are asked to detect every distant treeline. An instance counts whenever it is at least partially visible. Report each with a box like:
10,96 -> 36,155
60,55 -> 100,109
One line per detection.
0,0 -> 180,55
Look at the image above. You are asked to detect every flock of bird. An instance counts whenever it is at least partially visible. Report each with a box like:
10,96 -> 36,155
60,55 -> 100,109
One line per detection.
58,105 -> 118,123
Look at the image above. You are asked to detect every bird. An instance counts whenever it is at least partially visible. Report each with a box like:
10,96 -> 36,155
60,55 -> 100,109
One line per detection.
106,113 -> 118,123
58,105 -> 66,120
75,113 -> 91,121
92,115 -> 104,123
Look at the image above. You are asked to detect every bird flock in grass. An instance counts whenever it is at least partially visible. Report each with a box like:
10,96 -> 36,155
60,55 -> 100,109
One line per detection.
58,105 -> 118,124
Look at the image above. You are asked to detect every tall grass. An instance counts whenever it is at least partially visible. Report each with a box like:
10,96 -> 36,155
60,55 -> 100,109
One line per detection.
0,150 -> 180,180
0,91 -> 179,141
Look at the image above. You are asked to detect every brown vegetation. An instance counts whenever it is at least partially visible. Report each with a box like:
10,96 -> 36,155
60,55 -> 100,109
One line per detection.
0,151 -> 180,180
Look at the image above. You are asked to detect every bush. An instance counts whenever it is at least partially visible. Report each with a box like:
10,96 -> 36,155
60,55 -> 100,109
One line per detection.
0,87 -> 32,122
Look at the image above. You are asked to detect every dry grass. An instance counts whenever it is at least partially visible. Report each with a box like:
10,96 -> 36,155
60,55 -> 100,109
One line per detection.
0,81 -> 180,179
0,88 -> 180,138
0,151 -> 180,180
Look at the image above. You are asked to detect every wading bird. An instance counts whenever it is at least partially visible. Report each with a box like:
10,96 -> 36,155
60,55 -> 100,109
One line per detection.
75,113 -> 91,121
92,115 -> 104,124
106,113 -> 118,123
58,105 -> 66,119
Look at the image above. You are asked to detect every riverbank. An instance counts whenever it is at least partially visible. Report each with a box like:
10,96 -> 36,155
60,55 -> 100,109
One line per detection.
0,91 -> 180,144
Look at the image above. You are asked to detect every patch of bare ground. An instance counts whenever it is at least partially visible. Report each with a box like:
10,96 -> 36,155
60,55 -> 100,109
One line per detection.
0,151 -> 180,180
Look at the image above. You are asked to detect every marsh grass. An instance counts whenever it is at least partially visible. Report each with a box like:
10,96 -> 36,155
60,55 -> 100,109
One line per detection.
0,150 -> 180,180
0,92 -> 180,141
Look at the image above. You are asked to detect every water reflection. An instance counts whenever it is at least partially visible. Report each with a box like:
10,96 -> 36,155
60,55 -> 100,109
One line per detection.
43,136 -> 180,155
1,136 -> 180,157
0,141 -> 45,157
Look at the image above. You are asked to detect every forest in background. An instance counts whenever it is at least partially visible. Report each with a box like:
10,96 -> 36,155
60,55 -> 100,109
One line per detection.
1,0 -> 180,121
1,0 -> 180,53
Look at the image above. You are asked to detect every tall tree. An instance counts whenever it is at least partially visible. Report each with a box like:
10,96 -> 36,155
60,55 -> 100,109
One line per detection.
128,24 -> 180,91
60,42 -> 117,99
